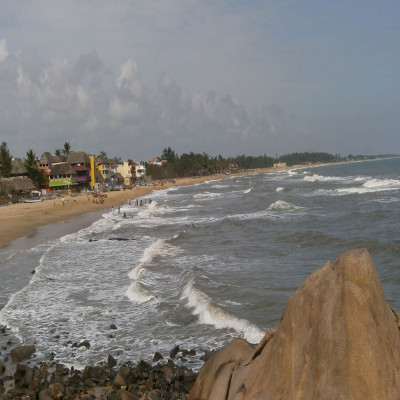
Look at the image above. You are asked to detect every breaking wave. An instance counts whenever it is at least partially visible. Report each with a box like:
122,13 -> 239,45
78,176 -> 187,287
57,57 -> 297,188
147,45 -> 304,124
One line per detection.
182,280 -> 265,344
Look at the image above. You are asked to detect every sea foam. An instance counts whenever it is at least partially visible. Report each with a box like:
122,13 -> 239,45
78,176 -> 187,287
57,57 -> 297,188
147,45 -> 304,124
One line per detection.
182,280 -> 265,344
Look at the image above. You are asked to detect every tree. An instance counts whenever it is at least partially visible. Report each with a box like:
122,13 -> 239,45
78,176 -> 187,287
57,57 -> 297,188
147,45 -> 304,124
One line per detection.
161,147 -> 178,163
24,149 -> 43,189
25,149 -> 37,169
62,142 -> 71,160
0,142 -> 12,177
55,149 -> 62,157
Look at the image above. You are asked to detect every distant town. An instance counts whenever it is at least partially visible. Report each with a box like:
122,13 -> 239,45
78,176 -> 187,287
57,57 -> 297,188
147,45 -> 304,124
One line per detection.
0,141 -> 395,205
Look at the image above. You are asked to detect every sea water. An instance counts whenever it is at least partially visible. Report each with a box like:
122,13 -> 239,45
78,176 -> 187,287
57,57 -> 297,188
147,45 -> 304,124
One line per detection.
1,157 -> 399,371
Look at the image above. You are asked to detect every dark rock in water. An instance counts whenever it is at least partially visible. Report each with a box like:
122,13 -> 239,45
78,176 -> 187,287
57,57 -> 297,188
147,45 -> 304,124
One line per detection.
108,354 -> 117,367
76,340 -> 91,349
170,345 -> 180,359
188,249 -> 400,400
31,269 -> 35,274
181,349 -> 196,358
110,323 -> 117,330
0,360 -> 5,374
153,351 -> 164,362
10,345 -> 36,362
109,237 -> 130,241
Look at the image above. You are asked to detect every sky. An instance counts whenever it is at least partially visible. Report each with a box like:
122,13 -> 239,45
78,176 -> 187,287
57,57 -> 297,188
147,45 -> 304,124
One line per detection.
0,0 -> 399,161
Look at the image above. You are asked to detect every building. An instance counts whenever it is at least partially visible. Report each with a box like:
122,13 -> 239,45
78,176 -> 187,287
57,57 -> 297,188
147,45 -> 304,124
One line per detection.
135,162 -> 146,183
48,163 -> 77,191
10,158 -> 29,177
66,151 -> 91,189
116,161 -> 136,186
0,177 -> 36,202
95,156 -> 112,186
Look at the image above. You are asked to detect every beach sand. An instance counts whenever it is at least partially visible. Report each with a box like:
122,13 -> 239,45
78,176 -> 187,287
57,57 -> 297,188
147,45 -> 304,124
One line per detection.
1,170 -> 281,249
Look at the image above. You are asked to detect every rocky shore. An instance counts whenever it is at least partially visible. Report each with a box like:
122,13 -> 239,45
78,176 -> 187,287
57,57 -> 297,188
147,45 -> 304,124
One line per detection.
0,339 -> 208,399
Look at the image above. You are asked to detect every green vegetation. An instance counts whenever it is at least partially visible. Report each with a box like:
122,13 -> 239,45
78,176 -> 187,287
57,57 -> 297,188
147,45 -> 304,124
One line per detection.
145,148 -> 373,179
0,142 -> 12,177
24,149 -> 45,189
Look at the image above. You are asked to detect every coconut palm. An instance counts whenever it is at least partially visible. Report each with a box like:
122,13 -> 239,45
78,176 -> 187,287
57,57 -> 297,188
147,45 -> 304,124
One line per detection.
24,149 -> 43,188
62,142 -> 71,160
25,149 -> 37,169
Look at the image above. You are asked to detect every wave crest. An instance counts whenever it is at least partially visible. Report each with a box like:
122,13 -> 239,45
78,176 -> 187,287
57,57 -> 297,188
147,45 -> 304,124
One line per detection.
182,280 -> 265,344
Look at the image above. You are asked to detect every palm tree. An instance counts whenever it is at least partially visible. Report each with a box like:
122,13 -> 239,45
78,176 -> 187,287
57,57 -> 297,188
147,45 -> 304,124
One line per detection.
25,149 -> 37,169
62,142 -> 71,161
24,149 -> 43,188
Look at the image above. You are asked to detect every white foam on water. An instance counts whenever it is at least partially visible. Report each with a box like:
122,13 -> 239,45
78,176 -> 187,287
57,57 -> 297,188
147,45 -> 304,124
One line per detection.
243,188 -> 253,194
128,238 -> 183,280
268,200 -> 305,212
336,178 -> 400,195
125,281 -> 154,303
276,187 -> 285,192
304,174 -> 349,183
182,280 -> 265,344
193,192 -> 222,199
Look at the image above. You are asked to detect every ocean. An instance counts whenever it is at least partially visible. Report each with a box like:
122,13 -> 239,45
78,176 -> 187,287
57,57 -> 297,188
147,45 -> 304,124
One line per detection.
1,157 -> 399,371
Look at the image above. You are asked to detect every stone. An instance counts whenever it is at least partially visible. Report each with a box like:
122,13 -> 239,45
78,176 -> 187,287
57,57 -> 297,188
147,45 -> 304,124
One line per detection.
119,388 -> 139,400
39,389 -> 52,400
0,360 -> 5,375
169,345 -> 180,359
48,382 -> 64,398
114,365 -> 137,388
188,249 -> 400,400
108,354 -> 117,367
10,345 -> 36,362
153,352 -> 163,362
77,340 -> 91,349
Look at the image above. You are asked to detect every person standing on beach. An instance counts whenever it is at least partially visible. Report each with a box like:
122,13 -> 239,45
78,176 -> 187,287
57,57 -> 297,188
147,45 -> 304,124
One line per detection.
62,197 -> 65,207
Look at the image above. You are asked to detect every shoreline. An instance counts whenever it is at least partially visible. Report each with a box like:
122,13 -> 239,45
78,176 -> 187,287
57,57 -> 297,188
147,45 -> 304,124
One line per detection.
0,156 -> 393,250
0,167 -> 290,250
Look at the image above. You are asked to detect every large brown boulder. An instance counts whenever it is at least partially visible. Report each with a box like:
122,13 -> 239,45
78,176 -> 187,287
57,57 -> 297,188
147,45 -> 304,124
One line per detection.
189,249 -> 400,400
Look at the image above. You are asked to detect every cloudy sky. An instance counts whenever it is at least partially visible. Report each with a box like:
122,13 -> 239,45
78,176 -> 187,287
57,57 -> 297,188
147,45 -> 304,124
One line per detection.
0,1 -> 399,161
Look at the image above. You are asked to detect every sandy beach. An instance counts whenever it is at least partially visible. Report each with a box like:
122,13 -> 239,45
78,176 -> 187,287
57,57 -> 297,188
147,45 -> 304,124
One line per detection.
0,169 -> 283,249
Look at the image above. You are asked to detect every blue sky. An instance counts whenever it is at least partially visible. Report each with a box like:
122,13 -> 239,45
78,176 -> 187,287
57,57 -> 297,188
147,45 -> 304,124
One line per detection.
0,0 -> 399,160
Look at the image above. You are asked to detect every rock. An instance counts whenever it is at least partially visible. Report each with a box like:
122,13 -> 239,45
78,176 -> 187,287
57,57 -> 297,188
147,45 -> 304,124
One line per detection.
108,354 -> 117,367
188,249 -> 400,400
83,366 -> 107,383
0,360 -> 5,375
14,364 -> 34,388
153,352 -> 164,362
10,345 -> 36,362
110,323 -> 118,330
170,345 -> 180,359
48,382 -> 65,398
76,340 -> 90,349
114,365 -> 137,388
119,388 -> 139,400
39,388 -> 53,400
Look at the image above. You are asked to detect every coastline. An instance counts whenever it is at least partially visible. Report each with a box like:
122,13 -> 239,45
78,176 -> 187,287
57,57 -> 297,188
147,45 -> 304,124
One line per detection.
0,167 -> 289,249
